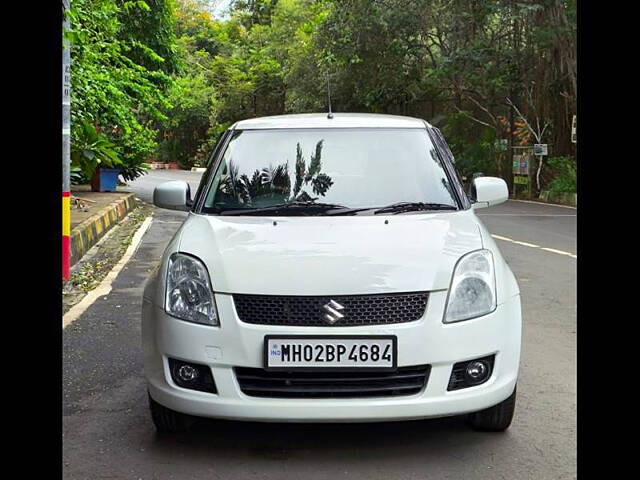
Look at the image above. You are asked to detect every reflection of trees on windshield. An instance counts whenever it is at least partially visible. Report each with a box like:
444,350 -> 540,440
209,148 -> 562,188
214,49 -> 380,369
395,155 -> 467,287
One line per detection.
217,140 -> 333,206
219,162 -> 292,205
294,140 -> 333,198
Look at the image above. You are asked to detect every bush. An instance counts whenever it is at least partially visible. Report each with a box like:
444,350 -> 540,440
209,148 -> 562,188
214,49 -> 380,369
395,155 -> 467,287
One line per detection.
71,122 -> 123,179
546,156 -> 576,194
119,163 -> 149,182
70,166 -> 89,185
442,113 -> 505,180
68,0 -> 173,183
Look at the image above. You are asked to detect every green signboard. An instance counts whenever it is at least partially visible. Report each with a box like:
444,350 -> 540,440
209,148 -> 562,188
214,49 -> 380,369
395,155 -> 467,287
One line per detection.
513,176 -> 529,185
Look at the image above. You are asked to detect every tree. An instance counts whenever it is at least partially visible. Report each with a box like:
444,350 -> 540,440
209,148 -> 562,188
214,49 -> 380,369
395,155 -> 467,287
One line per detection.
149,0 -> 575,193
67,0 -> 176,180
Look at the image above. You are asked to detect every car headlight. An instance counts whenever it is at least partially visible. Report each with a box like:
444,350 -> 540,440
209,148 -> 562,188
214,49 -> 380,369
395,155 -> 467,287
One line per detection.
165,253 -> 219,326
444,249 -> 496,323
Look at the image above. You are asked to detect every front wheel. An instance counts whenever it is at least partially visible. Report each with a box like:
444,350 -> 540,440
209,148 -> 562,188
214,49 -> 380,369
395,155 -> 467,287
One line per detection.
468,386 -> 517,431
148,393 -> 195,433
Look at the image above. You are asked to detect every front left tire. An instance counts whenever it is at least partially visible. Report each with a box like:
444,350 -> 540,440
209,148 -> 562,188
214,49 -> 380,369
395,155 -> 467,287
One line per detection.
148,392 -> 196,433
467,386 -> 517,431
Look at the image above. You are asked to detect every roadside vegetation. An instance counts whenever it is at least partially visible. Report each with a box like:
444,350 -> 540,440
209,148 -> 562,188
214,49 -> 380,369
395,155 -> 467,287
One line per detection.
66,0 -> 576,196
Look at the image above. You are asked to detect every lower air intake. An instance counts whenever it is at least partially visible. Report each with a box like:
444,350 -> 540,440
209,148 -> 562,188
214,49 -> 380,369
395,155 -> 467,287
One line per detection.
235,365 -> 431,398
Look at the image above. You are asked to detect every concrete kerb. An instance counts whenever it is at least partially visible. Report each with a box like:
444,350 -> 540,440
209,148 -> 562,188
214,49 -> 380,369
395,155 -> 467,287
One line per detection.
538,191 -> 577,207
69,194 -> 139,266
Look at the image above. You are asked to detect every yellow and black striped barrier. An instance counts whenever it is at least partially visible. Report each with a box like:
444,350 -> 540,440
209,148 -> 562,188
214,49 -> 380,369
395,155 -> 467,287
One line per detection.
69,194 -> 138,267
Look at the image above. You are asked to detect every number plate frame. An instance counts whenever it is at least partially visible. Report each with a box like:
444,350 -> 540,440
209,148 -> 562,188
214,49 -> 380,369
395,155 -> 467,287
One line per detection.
263,335 -> 398,372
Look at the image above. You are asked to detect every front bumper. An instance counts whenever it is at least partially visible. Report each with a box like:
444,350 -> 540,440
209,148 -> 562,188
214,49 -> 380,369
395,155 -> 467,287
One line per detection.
142,291 -> 521,422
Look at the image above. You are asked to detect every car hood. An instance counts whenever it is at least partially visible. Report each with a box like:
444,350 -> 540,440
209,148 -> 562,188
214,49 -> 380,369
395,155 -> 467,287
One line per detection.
177,211 -> 483,295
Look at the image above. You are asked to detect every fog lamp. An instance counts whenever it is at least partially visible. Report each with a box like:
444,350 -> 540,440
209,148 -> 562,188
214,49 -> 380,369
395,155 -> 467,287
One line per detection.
177,364 -> 199,382
168,358 -> 217,393
465,360 -> 489,384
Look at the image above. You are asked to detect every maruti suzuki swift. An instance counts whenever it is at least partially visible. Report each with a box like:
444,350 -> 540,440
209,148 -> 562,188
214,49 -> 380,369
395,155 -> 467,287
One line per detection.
142,113 -> 521,433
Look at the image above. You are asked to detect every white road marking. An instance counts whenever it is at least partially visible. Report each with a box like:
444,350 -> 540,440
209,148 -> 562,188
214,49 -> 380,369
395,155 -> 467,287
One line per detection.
511,240 -> 540,248
491,234 -> 576,259
540,247 -> 577,258
509,199 -> 577,210
63,215 -> 154,329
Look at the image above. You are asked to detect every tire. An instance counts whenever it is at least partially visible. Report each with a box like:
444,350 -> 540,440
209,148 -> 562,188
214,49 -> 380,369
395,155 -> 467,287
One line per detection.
148,393 -> 195,433
468,386 -> 517,432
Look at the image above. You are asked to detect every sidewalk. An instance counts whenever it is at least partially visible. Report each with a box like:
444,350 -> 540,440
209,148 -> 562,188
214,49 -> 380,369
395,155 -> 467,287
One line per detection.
69,185 -> 139,266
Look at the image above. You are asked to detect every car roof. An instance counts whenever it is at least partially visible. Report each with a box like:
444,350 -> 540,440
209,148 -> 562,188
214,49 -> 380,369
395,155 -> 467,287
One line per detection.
231,113 -> 431,130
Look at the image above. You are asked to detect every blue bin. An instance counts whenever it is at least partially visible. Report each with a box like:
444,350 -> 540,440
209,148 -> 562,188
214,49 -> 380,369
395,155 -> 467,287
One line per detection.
97,168 -> 120,192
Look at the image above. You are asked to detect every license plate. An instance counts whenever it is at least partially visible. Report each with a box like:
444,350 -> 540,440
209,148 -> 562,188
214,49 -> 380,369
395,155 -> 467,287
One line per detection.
264,335 -> 397,370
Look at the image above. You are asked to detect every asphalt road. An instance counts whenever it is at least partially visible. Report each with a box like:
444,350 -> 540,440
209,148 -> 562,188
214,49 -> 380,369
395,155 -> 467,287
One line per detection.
63,170 -> 576,479
127,169 -> 204,204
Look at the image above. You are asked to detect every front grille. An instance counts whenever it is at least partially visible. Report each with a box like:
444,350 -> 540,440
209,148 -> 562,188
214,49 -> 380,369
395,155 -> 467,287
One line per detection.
232,292 -> 428,327
235,365 -> 431,398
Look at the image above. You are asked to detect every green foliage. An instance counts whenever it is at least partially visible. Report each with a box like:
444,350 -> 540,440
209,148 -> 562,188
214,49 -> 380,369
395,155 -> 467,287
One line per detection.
70,166 -> 90,185
233,0 -> 281,28
157,0 -> 330,168
116,0 -> 180,74
157,73 -> 215,167
67,0 -> 573,187
314,0 -> 431,112
546,156 -> 576,194
68,0 -> 176,180
441,113 -> 506,179
69,0 -> 575,185
119,162 -> 150,182
70,122 -> 123,178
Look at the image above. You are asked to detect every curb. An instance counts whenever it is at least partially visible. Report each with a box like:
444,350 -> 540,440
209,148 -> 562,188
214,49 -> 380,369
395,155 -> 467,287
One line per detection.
70,194 -> 139,266
538,191 -> 577,207
191,167 -> 206,172
148,162 -> 180,170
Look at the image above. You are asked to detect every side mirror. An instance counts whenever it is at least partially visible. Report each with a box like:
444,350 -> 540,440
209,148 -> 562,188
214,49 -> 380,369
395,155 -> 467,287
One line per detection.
467,172 -> 485,199
153,181 -> 192,211
471,177 -> 508,209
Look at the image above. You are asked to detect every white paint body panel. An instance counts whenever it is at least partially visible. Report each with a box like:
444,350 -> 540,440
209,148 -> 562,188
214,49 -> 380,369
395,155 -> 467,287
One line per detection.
232,112 -> 430,130
472,176 -> 509,209
142,209 -> 521,422
175,211 -> 483,296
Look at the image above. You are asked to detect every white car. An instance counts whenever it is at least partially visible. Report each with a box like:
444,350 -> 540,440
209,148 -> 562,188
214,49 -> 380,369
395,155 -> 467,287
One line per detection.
142,113 -> 521,433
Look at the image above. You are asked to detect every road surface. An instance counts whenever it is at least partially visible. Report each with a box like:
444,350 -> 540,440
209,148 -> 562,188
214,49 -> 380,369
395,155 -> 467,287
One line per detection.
63,169 -> 576,479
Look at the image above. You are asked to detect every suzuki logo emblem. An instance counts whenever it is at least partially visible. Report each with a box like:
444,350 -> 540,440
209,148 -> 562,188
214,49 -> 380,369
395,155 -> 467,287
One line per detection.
322,300 -> 345,324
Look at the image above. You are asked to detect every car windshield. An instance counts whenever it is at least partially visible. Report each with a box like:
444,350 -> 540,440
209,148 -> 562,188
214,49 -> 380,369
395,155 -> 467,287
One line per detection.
202,128 -> 459,215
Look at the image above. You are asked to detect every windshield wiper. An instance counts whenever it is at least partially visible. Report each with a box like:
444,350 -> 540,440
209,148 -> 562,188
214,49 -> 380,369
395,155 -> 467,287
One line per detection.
373,202 -> 458,215
216,200 -> 457,216
218,200 -> 350,216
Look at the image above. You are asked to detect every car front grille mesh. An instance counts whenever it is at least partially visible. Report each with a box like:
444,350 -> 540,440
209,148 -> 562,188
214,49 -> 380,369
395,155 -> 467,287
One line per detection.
232,292 -> 429,327
235,365 -> 431,398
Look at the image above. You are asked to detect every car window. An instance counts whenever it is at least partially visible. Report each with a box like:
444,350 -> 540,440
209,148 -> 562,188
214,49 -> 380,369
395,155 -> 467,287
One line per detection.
428,127 -> 471,208
191,130 -> 230,209
202,128 -> 460,214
